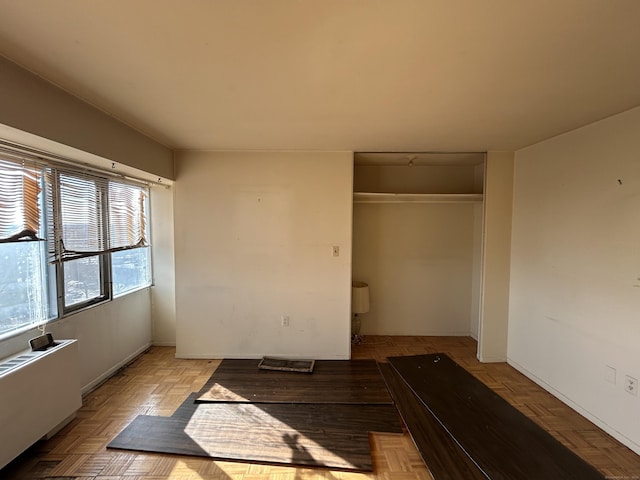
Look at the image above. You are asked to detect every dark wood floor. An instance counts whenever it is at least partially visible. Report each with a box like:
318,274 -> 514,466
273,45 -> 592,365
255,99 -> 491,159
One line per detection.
387,353 -> 603,479
354,336 -> 640,479
108,392 -> 402,471
380,362 -> 487,480
2,336 -> 640,479
108,361 -> 403,472
195,358 -> 393,404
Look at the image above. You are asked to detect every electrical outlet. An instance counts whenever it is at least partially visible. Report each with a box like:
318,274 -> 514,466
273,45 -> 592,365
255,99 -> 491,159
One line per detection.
625,375 -> 638,396
282,315 -> 290,327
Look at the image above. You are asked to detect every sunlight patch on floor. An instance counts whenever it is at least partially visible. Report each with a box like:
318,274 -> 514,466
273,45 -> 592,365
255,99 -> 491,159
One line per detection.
185,403 -> 354,469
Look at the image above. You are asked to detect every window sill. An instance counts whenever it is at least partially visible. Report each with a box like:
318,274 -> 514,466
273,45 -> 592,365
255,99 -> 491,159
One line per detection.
113,283 -> 152,300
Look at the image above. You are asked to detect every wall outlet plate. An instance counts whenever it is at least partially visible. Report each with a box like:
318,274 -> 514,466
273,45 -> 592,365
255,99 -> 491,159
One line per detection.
625,375 -> 638,396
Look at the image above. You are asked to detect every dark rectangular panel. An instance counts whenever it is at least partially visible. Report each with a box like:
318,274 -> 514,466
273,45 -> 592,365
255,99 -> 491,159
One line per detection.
175,393 -> 402,433
388,354 -> 604,480
108,397 -> 402,471
196,359 -> 393,404
378,363 -> 487,480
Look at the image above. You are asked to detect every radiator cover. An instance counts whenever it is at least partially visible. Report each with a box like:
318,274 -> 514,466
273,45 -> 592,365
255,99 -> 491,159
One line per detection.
0,339 -> 81,469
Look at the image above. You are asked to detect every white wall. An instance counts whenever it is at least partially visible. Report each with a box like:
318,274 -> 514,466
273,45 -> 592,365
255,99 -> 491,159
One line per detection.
478,152 -> 514,362
0,56 -> 173,179
0,289 -> 151,394
173,150 -> 353,359
352,202 -> 476,335
509,106 -> 640,454
150,184 -> 177,346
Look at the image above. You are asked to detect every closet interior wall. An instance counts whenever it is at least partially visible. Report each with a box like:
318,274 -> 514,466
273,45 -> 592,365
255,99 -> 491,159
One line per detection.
352,153 -> 484,337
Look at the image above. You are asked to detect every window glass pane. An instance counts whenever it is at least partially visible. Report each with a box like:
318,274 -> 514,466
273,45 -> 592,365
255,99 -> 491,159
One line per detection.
0,241 -> 49,335
112,247 -> 151,296
63,256 -> 103,307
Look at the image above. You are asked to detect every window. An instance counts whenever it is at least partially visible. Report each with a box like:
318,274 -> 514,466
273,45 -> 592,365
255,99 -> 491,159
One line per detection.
0,146 -> 152,337
108,181 -> 151,296
0,157 -> 51,335
50,170 -> 110,311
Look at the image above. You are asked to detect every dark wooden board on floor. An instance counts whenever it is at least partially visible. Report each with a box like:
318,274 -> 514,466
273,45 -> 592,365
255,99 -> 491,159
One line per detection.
196,358 -> 393,404
174,393 -> 403,433
378,363 -> 487,480
108,393 -> 403,471
388,354 -> 605,480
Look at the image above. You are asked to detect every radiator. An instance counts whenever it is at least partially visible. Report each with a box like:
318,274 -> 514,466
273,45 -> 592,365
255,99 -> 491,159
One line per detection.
0,339 -> 82,469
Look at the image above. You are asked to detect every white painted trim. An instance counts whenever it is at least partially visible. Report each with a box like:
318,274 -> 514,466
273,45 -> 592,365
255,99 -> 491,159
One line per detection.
477,354 -> 507,363
363,331 -> 471,337
152,342 -> 176,347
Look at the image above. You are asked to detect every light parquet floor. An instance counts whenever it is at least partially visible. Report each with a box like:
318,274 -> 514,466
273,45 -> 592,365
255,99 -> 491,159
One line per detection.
2,336 -> 640,480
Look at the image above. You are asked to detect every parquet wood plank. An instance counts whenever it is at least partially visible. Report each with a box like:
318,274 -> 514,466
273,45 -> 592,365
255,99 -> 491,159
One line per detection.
389,353 -> 605,480
196,358 -> 392,404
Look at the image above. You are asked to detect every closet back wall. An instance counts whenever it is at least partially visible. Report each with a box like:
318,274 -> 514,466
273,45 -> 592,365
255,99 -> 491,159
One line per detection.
352,202 -> 476,335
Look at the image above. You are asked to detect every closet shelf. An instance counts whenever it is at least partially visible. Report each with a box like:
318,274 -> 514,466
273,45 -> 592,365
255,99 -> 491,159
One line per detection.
353,192 -> 483,204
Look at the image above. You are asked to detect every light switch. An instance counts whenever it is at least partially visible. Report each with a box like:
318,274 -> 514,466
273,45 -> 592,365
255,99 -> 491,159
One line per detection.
332,245 -> 340,257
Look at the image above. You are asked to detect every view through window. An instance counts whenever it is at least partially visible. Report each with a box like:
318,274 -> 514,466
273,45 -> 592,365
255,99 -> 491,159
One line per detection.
0,241 -> 50,336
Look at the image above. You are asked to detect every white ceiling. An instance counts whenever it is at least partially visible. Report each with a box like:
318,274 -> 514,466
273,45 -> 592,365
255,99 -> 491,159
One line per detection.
0,0 -> 639,152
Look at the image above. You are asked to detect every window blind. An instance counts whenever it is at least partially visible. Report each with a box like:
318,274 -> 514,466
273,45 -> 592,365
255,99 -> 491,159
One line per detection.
0,143 -> 149,262
0,155 -> 43,242
47,168 -> 149,263
108,182 -> 147,249
47,168 -> 107,262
